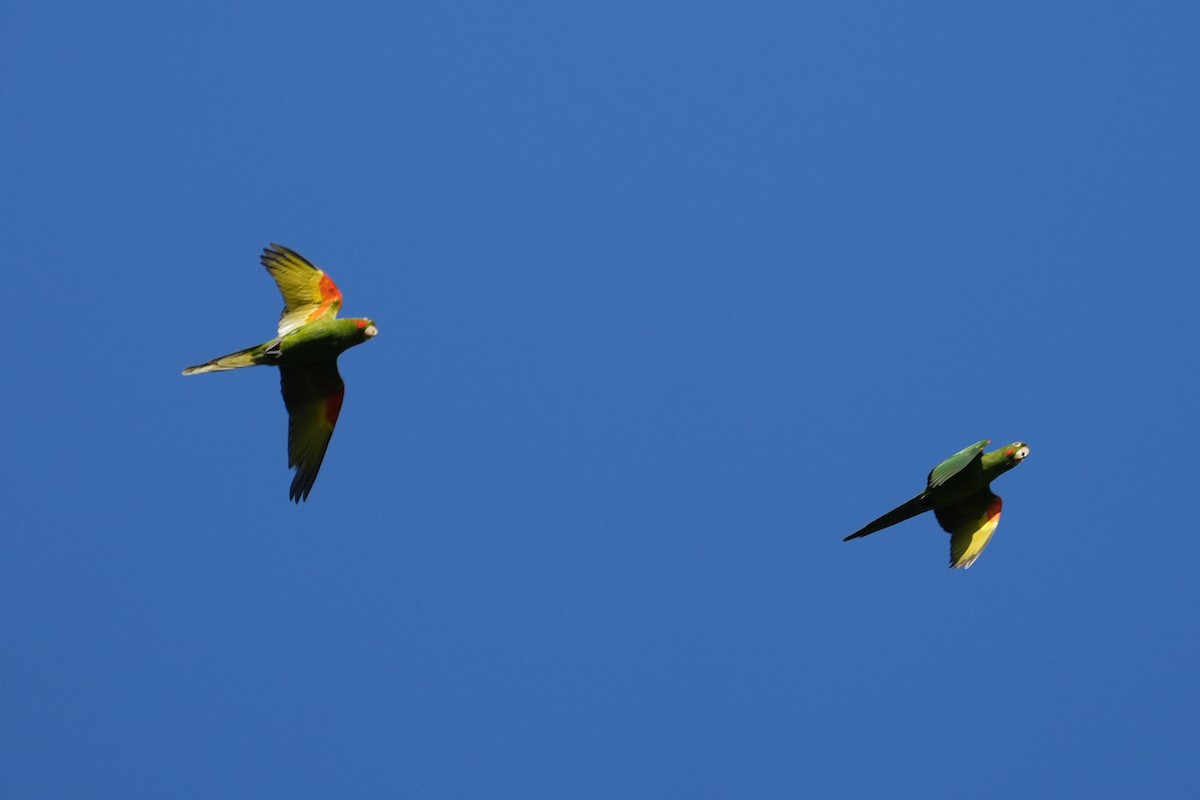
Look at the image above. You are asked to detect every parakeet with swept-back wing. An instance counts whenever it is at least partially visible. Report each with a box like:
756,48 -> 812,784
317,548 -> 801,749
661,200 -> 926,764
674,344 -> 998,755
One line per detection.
183,244 -> 377,502
843,440 -> 1030,568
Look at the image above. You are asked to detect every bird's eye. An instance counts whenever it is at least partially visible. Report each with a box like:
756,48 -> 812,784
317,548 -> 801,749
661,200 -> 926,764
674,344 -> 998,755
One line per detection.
1015,446 -> 1029,460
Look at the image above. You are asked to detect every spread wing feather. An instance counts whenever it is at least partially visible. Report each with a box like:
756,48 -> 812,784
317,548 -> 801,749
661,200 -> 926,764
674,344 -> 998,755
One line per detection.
279,360 -> 345,502
935,490 -> 1003,569
261,243 -> 343,337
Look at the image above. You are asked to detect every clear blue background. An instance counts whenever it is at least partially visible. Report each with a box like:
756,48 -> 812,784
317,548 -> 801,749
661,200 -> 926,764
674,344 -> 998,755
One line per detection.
4,1 -> 1198,797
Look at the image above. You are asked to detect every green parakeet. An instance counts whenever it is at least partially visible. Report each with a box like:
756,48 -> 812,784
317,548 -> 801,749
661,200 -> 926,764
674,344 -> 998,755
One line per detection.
844,440 -> 1030,568
183,244 -> 377,502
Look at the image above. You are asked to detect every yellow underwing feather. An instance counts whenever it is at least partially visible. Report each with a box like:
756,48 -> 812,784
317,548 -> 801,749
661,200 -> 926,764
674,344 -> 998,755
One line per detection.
261,244 -> 343,337
936,491 -> 1003,569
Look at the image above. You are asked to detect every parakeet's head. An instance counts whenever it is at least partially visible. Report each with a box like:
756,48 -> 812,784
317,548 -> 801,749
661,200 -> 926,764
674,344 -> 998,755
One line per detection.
1002,442 -> 1030,462
355,319 -> 378,341
995,442 -> 1030,476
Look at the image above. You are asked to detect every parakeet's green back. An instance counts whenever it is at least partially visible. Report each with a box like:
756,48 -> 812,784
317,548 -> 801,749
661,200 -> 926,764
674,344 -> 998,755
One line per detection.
927,440 -> 989,489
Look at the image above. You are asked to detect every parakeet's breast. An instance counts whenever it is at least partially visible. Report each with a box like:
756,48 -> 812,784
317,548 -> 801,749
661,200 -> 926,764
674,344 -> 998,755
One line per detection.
277,319 -> 364,366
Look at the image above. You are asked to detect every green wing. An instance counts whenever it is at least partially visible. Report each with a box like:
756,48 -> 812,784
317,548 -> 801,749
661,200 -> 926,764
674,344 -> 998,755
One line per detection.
926,440 -> 989,489
279,359 -> 345,502
935,490 -> 1002,569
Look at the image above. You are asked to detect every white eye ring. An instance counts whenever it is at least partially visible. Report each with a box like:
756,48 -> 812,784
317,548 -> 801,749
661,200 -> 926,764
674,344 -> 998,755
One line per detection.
1015,446 -> 1029,459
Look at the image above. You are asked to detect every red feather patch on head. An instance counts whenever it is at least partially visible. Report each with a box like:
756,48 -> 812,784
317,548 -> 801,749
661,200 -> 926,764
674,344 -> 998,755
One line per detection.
356,320 -> 368,329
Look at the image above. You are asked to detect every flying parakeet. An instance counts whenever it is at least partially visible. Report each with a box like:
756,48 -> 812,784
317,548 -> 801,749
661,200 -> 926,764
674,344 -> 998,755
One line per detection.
183,244 -> 377,502
843,440 -> 1030,568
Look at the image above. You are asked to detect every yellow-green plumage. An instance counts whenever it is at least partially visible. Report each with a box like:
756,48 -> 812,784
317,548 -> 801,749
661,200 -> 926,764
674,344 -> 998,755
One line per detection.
183,244 -> 377,502
843,440 -> 1029,569
182,341 -> 278,374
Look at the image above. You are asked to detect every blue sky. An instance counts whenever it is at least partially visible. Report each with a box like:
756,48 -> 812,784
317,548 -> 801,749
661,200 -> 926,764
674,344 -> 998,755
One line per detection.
3,1 -> 1198,797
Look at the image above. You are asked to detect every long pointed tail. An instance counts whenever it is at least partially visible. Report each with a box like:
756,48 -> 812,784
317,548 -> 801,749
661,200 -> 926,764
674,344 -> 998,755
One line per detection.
844,493 -> 935,541
182,341 -> 277,375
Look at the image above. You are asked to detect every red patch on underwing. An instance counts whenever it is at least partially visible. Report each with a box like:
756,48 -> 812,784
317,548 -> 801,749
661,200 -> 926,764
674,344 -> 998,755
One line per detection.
986,496 -> 1003,520
319,273 -> 342,303
303,275 -> 343,323
324,390 -> 344,426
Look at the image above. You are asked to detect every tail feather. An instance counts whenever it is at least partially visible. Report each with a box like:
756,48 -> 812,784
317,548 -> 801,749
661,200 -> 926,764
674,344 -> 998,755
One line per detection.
182,341 -> 277,375
844,493 -> 935,541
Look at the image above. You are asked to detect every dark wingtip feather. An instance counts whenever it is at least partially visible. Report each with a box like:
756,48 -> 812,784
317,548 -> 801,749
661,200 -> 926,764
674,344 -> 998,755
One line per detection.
289,466 -> 317,503
262,243 -> 317,273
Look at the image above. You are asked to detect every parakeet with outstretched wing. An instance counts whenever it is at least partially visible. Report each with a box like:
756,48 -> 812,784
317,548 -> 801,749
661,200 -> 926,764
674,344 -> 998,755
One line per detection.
183,244 -> 377,502
843,440 -> 1029,568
